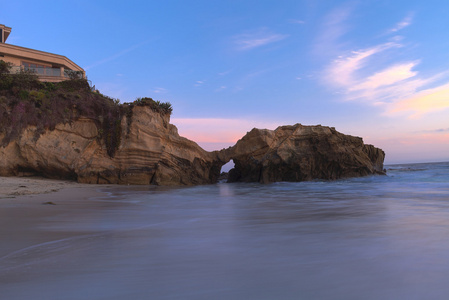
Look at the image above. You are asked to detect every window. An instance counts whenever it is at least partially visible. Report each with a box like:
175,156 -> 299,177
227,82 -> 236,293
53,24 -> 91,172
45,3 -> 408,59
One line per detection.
0,29 -> 3,43
21,62 -> 54,75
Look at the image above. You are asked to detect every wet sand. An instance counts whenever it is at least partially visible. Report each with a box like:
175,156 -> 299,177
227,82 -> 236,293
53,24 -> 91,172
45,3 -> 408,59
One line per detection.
2,164 -> 449,299
0,178 -> 154,300
0,176 -> 90,199
0,177 -> 110,263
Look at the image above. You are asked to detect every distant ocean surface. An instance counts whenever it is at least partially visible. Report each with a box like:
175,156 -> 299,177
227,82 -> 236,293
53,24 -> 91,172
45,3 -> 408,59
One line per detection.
2,161 -> 449,300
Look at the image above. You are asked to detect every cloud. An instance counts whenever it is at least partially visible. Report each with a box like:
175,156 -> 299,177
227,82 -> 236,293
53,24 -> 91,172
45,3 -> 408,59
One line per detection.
422,128 -> 449,133
326,42 -> 401,88
215,86 -> 227,92
289,19 -> 305,24
218,70 -> 232,76
368,132 -> 449,164
153,87 -> 167,94
171,118 -> 279,143
349,61 -> 419,92
84,41 -> 148,71
232,28 -> 288,51
387,83 -> 449,118
350,76 -> 436,105
322,22 -> 449,119
194,80 -> 205,87
435,128 -> 449,132
387,13 -> 414,33
314,4 -> 354,55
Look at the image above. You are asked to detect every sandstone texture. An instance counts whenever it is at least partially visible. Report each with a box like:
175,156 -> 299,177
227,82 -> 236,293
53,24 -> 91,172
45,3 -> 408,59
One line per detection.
0,107 -> 385,185
0,106 -> 221,185
220,124 -> 385,183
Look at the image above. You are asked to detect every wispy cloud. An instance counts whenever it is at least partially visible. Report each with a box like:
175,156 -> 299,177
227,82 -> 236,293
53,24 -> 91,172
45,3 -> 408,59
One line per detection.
435,128 -> 449,132
322,12 -> 449,119
314,4 -> 354,55
218,70 -> 232,76
232,28 -> 288,51
326,42 -> 401,88
84,41 -> 148,71
153,87 -> 167,94
387,13 -> 414,34
387,83 -> 449,119
422,128 -> 449,133
349,61 -> 418,92
194,80 -> 205,87
289,19 -> 305,24
215,86 -> 227,92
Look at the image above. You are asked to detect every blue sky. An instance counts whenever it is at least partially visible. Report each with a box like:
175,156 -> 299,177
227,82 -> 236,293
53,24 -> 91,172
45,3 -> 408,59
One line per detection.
2,0 -> 449,164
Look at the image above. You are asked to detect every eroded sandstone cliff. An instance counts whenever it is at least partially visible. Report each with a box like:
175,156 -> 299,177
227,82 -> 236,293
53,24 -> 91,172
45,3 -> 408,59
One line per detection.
0,106 -> 222,185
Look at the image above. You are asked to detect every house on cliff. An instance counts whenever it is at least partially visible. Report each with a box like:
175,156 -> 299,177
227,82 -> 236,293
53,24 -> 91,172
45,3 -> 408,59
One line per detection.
0,24 -> 84,82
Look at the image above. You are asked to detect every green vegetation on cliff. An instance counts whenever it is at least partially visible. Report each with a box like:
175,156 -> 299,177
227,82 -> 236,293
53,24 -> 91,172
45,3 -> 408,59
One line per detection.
0,60 -> 172,157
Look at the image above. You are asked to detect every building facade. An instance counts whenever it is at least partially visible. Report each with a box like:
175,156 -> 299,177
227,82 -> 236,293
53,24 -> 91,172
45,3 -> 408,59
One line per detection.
0,24 -> 84,82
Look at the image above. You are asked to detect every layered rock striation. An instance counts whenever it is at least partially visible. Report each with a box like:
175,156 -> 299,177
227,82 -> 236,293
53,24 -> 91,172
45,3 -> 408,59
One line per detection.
0,106 -> 221,185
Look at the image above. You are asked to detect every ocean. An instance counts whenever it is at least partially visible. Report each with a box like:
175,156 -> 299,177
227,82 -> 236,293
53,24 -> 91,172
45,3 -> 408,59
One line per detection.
1,161 -> 449,300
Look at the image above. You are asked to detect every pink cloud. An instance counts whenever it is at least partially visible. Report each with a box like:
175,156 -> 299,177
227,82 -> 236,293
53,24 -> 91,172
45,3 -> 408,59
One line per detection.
171,118 -> 279,144
387,82 -> 449,118
324,40 -> 449,119
367,131 -> 449,164
326,42 -> 401,88
349,61 -> 418,92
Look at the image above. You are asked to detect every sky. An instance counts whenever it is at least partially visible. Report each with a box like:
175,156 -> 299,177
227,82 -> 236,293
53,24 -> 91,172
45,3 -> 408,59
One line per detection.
2,0 -> 449,164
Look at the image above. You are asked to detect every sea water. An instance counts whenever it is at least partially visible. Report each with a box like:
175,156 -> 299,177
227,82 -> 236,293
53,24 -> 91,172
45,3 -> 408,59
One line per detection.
1,162 -> 449,300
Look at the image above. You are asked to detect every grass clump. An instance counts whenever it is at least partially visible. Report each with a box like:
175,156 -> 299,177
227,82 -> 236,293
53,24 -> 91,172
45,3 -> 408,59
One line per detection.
132,97 -> 173,115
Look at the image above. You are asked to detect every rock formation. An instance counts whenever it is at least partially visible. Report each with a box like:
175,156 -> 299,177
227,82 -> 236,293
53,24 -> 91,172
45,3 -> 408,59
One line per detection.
0,106 -> 222,185
220,124 -> 385,183
0,106 -> 385,185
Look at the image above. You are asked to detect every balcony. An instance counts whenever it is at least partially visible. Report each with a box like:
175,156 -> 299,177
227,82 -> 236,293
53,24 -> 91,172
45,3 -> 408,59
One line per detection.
9,66 -> 82,82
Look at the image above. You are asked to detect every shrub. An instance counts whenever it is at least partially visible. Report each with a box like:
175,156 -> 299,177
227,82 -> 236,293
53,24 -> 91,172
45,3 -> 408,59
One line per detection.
18,90 -> 29,100
0,60 -> 13,74
58,78 -> 90,92
10,69 -> 40,90
64,70 -> 84,80
41,81 -> 57,92
132,97 -> 173,115
0,72 -> 174,157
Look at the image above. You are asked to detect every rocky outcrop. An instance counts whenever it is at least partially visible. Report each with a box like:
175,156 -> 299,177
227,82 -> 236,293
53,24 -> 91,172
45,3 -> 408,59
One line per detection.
220,124 -> 385,183
0,106 -> 222,185
0,107 -> 385,185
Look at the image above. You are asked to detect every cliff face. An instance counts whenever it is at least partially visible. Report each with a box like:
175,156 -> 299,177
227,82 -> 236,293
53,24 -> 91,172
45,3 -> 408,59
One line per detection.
221,124 -> 385,183
0,106 -> 221,185
0,107 -> 385,185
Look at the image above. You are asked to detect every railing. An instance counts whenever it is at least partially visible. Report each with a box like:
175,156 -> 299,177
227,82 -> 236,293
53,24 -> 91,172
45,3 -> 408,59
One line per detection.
9,66 -> 69,77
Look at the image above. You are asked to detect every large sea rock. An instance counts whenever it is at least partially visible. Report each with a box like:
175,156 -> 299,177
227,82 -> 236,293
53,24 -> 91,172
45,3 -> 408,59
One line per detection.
221,124 -> 385,183
0,106 -> 385,185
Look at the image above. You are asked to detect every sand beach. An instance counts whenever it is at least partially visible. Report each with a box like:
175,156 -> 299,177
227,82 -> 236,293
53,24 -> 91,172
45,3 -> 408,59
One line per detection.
0,177 -> 107,260
0,176 -> 92,199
